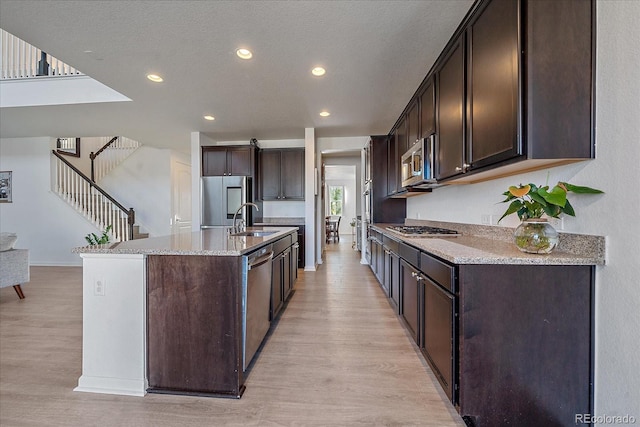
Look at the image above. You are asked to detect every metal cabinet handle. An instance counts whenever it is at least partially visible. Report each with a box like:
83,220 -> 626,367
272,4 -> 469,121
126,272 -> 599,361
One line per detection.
455,166 -> 463,172
411,271 -> 417,278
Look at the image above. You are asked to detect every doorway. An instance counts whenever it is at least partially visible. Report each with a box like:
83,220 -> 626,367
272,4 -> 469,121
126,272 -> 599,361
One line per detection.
324,164 -> 357,244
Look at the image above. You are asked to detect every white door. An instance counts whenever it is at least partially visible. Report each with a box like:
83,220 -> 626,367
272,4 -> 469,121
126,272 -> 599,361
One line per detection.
171,160 -> 192,235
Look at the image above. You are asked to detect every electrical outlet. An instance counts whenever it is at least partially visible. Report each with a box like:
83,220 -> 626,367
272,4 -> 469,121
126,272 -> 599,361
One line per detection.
481,214 -> 491,225
94,279 -> 106,296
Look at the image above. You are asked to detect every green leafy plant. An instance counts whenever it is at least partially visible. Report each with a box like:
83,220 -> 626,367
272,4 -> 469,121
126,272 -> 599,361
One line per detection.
85,225 -> 112,245
499,181 -> 603,223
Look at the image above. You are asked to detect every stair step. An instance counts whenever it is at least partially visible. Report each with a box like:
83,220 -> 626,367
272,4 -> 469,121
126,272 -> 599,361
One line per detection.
132,225 -> 148,240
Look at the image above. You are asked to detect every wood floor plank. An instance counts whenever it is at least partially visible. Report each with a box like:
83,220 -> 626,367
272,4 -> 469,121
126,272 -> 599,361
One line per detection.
1,242 -> 464,426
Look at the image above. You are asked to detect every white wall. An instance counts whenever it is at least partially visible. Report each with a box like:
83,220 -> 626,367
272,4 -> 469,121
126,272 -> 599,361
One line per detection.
99,146 -> 173,237
407,1 -> 640,416
0,137 -> 97,266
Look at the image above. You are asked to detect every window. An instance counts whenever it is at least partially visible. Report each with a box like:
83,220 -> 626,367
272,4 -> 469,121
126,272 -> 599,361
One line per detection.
328,186 -> 344,216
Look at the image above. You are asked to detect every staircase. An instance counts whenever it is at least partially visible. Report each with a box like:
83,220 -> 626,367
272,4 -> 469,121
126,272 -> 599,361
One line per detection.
51,138 -> 147,242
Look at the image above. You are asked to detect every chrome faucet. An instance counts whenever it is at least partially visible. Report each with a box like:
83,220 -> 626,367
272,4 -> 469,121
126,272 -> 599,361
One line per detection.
232,202 -> 259,234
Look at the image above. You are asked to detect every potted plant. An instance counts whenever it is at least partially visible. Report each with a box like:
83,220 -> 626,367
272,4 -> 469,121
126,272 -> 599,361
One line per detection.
85,225 -> 113,246
498,181 -> 603,254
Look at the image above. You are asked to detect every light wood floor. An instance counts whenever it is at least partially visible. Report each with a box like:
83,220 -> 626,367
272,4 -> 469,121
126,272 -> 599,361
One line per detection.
0,241 -> 464,426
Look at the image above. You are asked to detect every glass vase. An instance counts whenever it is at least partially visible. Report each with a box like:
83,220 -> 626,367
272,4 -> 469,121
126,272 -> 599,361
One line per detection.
513,218 -> 559,254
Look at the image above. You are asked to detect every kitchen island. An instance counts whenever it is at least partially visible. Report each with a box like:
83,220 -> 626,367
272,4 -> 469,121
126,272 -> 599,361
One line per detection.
72,226 -> 298,398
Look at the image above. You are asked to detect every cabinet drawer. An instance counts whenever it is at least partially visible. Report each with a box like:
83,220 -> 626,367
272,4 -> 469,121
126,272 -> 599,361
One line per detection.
420,252 -> 455,293
382,234 -> 400,253
399,242 -> 420,268
273,234 -> 293,255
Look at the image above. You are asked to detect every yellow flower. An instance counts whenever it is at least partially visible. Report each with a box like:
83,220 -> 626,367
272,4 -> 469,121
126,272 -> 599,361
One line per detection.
508,184 -> 530,198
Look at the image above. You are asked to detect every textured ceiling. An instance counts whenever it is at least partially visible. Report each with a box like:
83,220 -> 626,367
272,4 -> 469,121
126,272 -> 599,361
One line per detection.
0,0 -> 473,151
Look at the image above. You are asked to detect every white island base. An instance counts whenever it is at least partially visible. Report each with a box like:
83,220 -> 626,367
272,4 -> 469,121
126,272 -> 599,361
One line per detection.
74,253 -> 147,397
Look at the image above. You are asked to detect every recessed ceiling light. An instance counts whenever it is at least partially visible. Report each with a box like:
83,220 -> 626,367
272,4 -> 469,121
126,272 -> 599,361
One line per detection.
236,48 -> 253,60
319,111 -> 330,117
204,115 -> 215,121
311,67 -> 326,77
146,74 -> 163,83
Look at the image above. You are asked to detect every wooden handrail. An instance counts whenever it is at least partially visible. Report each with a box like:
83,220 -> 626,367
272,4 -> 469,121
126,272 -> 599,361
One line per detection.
91,136 -> 118,159
90,136 -> 118,181
52,149 -> 135,240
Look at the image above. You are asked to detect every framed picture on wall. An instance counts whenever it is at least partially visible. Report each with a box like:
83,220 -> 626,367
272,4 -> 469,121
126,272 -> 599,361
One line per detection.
0,171 -> 12,203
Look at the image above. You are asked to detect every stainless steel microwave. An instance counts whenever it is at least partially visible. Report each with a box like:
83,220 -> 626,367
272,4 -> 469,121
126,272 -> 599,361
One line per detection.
401,134 -> 438,188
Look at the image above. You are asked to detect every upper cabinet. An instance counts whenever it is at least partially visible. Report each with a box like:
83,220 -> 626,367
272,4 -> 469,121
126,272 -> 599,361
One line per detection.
386,0 -> 595,186
260,149 -> 305,201
202,146 -> 256,177
466,0 -> 520,170
435,37 -> 466,181
406,100 -> 419,155
419,77 -> 435,139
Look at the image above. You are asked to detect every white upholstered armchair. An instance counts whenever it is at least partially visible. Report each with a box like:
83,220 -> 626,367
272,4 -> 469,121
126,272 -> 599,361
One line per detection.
0,233 -> 28,299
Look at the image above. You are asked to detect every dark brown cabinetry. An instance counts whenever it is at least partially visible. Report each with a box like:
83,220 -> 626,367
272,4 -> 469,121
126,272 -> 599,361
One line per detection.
419,77 -> 435,139
400,259 -> 420,344
387,129 -> 398,196
407,100 -> 419,153
435,37 -> 466,180
369,136 -> 406,223
420,252 -> 457,403
367,226 -> 595,426
147,255 -> 244,397
389,0 -> 594,185
202,146 -> 255,177
466,0 -> 520,170
383,235 -> 401,312
369,229 -> 385,289
457,264 -> 593,426
260,149 -> 305,201
270,234 -> 298,320
272,224 -> 304,269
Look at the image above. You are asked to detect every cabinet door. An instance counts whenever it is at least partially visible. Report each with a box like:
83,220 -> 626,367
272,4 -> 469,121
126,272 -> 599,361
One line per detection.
281,150 -> 305,200
407,99 -> 419,150
260,150 -> 282,200
467,0 -> 520,170
423,277 -> 456,402
400,259 -> 420,344
381,247 -> 391,297
202,148 -> 228,176
282,248 -> 291,301
396,118 -> 407,164
420,78 -> 435,138
436,37 -> 466,180
228,147 -> 253,176
270,253 -> 283,320
390,252 -> 401,313
387,129 -> 398,196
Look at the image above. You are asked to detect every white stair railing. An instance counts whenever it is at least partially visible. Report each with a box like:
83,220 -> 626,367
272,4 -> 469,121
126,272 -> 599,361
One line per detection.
1,28 -> 83,79
51,151 -> 134,242
91,136 -> 140,182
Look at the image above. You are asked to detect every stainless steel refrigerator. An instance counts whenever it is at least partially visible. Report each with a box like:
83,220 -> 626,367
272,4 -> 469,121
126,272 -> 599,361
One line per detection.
201,176 -> 254,228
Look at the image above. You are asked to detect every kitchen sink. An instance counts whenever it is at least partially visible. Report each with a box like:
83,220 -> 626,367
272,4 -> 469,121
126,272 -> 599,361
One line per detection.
230,230 -> 277,237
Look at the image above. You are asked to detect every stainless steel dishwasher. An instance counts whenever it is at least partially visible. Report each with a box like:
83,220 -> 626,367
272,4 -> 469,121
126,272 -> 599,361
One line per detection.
242,244 -> 273,371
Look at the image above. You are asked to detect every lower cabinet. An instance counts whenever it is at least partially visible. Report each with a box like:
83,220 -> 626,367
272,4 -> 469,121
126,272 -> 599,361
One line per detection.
270,233 -> 298,320
368,226 -> 595,426
400,259 -> 420,345
422,275 -> 456,402
383,235 -> 400,311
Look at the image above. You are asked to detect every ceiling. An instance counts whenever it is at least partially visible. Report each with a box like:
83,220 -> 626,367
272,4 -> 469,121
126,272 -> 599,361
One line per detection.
0,0 -> 473,151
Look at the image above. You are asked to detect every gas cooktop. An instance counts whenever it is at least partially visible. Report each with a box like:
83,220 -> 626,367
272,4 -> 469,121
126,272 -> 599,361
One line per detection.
385,225 -> 460,238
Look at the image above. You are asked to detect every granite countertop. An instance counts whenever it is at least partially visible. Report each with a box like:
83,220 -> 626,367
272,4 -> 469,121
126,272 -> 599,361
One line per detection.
371,222 -> 605,266
72,227 -> 298,256
254,217 -> 305,226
